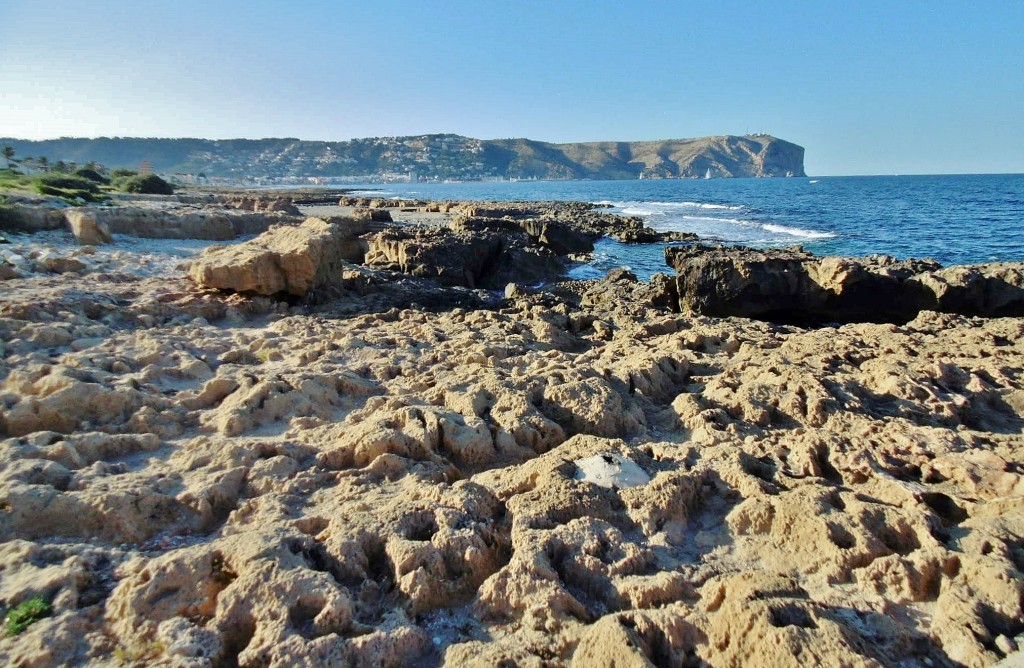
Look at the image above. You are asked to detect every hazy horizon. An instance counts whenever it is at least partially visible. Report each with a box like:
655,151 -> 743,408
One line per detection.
3,1 -> 1022,177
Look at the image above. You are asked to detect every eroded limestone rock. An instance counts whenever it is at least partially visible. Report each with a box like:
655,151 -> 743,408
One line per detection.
188,216 -> 368,295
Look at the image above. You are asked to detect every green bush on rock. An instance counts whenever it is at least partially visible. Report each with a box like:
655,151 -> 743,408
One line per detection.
4,598 -> 52,636
31,173 -> 106,203
33,173 -> 100,193
73,168 -> 110,184
116,173 -> 174,195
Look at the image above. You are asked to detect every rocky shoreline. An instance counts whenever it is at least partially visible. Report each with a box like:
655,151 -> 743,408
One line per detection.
0,191 -> 1022,667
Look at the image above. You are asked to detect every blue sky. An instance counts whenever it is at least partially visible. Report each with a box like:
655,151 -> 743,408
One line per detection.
2,1 -> 1022,175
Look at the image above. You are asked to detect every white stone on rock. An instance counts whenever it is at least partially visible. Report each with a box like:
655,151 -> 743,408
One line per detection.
573,452 -> 651,489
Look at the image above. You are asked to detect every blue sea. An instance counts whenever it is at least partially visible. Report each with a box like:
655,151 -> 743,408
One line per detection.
353,174 -> 1024,280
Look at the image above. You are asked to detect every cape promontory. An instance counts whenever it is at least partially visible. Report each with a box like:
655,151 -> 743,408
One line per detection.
0,134 -> 805,182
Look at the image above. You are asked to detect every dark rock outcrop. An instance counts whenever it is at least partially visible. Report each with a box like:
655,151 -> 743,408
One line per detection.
450,202 -> 696,246
452,215 -> 596,255
363,227 -> 563,290
666,244 -> 1024,323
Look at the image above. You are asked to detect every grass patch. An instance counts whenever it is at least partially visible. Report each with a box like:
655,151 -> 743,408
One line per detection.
34,173 -> 100,193
0,168 -> 33,192
4,598 -> 52,636
31,173 -> 107,204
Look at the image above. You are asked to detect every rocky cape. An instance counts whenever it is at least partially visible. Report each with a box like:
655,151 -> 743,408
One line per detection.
0,133 -> 806,181
0,192 -> 1021,667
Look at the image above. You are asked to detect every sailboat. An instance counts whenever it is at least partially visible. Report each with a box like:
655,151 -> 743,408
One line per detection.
704,168 -> 712,180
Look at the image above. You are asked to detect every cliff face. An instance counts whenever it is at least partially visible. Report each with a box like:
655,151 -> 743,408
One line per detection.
0,134 -> 805,180
560,135 -> 806,179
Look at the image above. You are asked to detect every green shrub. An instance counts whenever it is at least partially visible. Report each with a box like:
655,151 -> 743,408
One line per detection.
34,185 -> 104,203
73,168 -> 110,184
4,598 -> 52,636
34,173 -> 100,194
117,173 -> 174,195
0,203 -> 24,231
110,168 -> 138,179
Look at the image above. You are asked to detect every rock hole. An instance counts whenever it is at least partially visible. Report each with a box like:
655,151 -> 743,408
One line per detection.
817,448 -> 844,484
546,542 -> 618,621
922,467 -> 949,484
210,552 -> 237,588
299,541 -> 343,584
827,522 -> 856,549
219,615 -> 256,668
768,604 -> 817,629
876,525 -> 920,556
825,490 -> 846,511
294,516 -> 329,537
920,492 -> 968,528
288,597 -> 324,640
401,510 -> 438,542
740,453 -> 776,484
979,602 -> 1024,644
1006,539 -> 1024,573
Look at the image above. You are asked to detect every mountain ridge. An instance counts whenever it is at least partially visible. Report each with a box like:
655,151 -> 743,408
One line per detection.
0,134 -> 805,182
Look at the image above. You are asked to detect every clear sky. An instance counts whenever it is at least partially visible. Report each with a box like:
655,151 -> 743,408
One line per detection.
2,1 -> 1022,175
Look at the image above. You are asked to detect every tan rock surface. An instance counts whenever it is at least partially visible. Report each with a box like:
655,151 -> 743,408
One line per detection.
0,209 -> 1022,667
64,209 -> 113,246
188,216 -> 369,296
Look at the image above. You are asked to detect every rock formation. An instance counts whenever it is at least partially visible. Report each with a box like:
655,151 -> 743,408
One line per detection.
1,202 -> 301,241
0,194 -> 1021,668
667,244 -> 1024,323
188,217 -> 370,296
64,210 -> 113,246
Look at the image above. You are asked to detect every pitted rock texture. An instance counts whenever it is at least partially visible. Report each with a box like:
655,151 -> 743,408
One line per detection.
0,209 -> 1022,667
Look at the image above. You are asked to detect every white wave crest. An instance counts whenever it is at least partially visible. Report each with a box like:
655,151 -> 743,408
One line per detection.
678,201 -> 744,210
597,200 -> 744,212
762,224 -> 837,239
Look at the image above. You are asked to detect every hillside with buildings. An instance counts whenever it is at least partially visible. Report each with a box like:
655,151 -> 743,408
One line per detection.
0,134 -> 805,183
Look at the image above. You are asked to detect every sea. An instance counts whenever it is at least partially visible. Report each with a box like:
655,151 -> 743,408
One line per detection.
349,174 -> 1024,281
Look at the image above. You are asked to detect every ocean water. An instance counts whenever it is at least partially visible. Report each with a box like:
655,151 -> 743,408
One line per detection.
355,174 -> 1024,280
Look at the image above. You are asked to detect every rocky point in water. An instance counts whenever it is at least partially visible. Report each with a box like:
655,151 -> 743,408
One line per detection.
0,189 -> 1022,667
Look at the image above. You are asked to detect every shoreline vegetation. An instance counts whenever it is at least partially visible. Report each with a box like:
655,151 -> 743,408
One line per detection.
0,183 -> 1022,666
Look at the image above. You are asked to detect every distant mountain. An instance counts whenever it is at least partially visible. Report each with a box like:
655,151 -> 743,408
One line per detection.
0,134 -> 805,181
